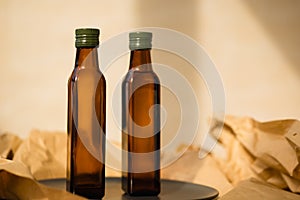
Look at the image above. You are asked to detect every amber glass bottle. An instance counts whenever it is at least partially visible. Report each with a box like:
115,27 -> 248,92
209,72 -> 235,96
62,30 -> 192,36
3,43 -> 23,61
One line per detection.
67,28 -> 106,199
122,32 -> 161,196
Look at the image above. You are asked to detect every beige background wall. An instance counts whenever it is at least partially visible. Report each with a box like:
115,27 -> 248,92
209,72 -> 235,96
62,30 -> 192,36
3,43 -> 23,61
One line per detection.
0,0 -> 300,138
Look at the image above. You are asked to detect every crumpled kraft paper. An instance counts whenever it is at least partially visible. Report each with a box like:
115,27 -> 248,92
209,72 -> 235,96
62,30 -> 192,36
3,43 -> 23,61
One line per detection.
162,149 -> 233,196
0,158 -> 85,200
1,115 -> 300,198
212,116 -> 300,193
0,133 -> 22,160
13,129 -> 67,180
210,121 -> 259,185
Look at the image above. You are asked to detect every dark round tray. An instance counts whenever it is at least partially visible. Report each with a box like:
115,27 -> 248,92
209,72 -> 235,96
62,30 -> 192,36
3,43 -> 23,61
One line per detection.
40,177 -> 218,200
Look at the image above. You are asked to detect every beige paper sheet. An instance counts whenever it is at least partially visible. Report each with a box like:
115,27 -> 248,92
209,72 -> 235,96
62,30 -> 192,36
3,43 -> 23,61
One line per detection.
220,178 -> 300,200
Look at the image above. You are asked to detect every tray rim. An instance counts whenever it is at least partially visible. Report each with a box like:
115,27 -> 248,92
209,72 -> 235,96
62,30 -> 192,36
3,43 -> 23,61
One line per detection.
39,177 -> 219,200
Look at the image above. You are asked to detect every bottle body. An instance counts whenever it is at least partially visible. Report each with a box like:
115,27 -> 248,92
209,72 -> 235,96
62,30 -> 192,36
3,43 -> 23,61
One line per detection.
67,47 -> 106,199
122,49 -> 161,196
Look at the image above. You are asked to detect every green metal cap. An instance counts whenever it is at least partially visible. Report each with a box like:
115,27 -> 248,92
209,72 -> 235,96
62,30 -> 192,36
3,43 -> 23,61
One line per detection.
129,32 -> 152,50
75,28 -> 100,48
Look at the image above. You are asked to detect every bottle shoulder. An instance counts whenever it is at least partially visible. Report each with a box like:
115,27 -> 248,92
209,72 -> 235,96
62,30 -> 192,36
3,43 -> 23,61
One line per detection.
69,66 -> 105,82
123,70 -> 160,85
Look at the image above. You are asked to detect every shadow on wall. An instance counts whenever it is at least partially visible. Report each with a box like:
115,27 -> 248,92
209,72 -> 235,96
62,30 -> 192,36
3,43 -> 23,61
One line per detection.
134,0 -> 200,39
243,0 -> 300,75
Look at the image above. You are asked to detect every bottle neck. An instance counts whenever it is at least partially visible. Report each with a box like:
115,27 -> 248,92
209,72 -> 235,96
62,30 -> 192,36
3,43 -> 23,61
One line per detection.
75,47 -> 99,68
129,49 -> 152,71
